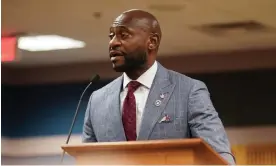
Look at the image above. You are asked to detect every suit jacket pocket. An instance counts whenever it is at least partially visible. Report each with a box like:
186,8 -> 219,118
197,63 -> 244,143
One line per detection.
151,116 -> 187,139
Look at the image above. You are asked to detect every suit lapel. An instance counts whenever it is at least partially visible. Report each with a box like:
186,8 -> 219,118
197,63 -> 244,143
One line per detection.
104,76 -> 126,141
137,63 -> 175,140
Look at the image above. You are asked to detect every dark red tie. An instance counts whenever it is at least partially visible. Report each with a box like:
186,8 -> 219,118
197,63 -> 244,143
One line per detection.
122,81 -> 141,141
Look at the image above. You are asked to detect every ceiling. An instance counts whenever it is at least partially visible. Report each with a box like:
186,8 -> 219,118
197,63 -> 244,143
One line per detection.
2,0 -> 276,67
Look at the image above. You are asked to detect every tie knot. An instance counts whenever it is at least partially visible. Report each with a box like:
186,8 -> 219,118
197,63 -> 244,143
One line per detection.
127,81 -> 141,92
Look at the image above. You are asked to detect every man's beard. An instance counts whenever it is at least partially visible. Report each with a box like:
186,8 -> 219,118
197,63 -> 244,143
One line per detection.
113,49 -> 147,72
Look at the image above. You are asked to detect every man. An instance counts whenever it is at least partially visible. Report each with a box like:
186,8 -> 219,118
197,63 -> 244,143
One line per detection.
82,9 -> 235,164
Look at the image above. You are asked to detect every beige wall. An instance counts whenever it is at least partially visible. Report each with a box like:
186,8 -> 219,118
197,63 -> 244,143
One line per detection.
2,48 -> 276,85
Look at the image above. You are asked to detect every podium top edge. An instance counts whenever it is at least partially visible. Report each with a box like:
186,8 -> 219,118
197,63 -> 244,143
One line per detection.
61,138 -> 203,150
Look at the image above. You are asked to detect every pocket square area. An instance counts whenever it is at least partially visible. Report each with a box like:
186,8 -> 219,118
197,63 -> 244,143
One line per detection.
159,114 -> 172,123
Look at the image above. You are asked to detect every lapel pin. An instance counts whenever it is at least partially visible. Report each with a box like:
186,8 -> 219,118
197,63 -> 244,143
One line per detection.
160,93 -> 165,99
155,100 -> 162,107
159,114 -> 171,123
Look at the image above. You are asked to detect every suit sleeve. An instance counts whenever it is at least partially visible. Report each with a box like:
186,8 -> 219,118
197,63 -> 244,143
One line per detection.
187,79 -> 235,165
82,94 -> 97,142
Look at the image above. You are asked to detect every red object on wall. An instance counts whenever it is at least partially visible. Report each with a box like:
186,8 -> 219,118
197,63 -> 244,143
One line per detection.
1,37 -> 17,62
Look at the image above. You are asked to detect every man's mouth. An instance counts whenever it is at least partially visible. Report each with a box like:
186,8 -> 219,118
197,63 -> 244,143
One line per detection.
110,50 -> 124,57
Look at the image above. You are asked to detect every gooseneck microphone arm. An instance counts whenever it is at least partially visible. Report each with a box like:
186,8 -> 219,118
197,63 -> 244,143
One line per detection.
60,74 -> 100,164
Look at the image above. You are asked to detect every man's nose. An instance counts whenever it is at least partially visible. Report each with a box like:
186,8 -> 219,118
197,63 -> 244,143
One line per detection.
109,36 -> 121,50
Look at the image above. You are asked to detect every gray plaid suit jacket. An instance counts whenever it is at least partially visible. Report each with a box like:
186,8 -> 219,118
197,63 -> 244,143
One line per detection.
82,62 -> 235,164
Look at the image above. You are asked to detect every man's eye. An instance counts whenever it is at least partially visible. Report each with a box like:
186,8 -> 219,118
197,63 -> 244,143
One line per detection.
121,33 -> 129,39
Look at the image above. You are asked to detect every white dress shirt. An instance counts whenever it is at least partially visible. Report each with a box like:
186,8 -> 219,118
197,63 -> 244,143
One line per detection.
120,61 -> 158,135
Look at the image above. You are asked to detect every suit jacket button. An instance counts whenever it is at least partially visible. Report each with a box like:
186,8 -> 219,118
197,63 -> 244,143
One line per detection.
155,100 -> 162,106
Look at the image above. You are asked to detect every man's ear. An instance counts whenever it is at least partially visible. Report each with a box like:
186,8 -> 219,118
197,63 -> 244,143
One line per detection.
148,33 -> 160,50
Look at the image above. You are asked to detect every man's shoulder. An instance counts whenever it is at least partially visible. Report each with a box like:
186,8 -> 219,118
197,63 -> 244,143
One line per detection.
163,66 -> 205,89
166,68 -> 195,84
166,68 -> 208,92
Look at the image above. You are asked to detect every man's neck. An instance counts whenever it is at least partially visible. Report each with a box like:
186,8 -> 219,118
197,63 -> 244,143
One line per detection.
125,61 -> 155,80
125,68 -> 147,80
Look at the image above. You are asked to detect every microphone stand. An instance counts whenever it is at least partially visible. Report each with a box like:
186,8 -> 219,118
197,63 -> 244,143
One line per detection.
60,75 -> 100,164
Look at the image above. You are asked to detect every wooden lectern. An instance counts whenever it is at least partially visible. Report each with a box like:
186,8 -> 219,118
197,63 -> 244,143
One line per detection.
61,138 -> 228,165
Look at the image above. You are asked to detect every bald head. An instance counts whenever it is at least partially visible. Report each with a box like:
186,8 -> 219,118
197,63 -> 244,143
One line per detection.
112,9 -> 162,43
121,9 -> 162,39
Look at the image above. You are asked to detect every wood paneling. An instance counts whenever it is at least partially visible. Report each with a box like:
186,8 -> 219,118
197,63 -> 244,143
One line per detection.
232,143 -> 276,164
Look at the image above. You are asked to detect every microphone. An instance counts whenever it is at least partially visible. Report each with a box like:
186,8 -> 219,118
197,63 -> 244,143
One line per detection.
60,74 -> 100,164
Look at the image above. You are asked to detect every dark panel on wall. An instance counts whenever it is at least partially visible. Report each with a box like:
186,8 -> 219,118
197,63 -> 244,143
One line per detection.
1,85 -> 20,136
189,69 -> 276,127
2,69 -> 276,138
1,79 -> 112,138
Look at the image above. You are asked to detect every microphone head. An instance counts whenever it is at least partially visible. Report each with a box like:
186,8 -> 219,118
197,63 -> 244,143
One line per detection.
90,74 -> 100,83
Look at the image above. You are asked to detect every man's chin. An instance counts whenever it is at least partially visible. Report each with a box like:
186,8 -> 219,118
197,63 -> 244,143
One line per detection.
112,64 -> 127,72
112,62 -> 146,73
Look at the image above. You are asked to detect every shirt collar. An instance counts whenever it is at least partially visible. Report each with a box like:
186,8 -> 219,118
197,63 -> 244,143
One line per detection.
123,61 -> 158,89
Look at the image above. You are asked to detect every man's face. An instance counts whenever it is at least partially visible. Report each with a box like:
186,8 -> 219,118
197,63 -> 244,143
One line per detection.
108,14 -> 149,72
